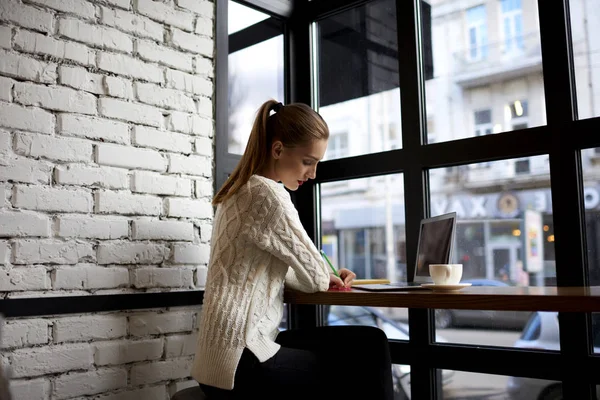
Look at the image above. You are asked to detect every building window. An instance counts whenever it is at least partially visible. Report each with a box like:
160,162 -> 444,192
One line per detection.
388,123 -> 401,150
501,0 -> 524,52
466,5 -> 488,61
474,109 -> 493,136
507,99 -> 528,130
379,123 -> 401,150
427,118 -> 436,144
326,132 -> 349,160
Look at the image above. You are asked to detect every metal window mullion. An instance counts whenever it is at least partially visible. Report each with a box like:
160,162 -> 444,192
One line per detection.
538,1 -> 594,398
396,0 -> 438,398
215,0 -> 230,194
288,0 -> 322,330
228,17 -> 284,54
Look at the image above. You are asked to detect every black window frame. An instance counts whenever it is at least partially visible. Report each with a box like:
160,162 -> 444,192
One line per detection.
2,1 -> 600,399
217,1 -> 600,398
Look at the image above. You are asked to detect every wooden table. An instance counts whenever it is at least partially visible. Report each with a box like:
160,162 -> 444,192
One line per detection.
284,286 -> 600,312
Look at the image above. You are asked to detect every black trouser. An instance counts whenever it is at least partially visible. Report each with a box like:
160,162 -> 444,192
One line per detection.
199,325 -> 394,400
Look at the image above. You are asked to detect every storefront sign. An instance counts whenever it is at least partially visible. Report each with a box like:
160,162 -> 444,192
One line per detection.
524,210 -> 544,273
431,185 -> 600,219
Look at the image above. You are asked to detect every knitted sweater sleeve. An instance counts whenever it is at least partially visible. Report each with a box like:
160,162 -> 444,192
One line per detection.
242,183 -> 331,293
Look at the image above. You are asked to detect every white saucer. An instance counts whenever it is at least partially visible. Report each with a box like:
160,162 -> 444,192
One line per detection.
420,283 -> 472,291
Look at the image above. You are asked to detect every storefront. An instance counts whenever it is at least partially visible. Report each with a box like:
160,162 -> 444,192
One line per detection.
322,184 -> 600,284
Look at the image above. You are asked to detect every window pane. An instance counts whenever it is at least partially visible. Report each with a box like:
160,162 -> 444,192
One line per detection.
321,305 -> 410,399
440,370 -> 561,399
317,0 -> 402,159
228,35 -> 284,155
569,0 -> 600,119
425,0 -> 546,143
321,174 -> 406,281
594,313 -> 600,353
228,0 -> 269,34
429,157 -> 557,347
582,147 -> 600,353
583,149 -> 600,282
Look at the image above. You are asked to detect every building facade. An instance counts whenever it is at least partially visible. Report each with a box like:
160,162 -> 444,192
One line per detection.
318,0 -> 600,285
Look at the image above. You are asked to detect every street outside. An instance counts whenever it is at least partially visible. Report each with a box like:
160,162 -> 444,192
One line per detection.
437,328 -> 521,399
385,305 -> 524,399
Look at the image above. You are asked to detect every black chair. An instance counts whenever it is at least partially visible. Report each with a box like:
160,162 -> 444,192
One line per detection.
172,386 -> 207,400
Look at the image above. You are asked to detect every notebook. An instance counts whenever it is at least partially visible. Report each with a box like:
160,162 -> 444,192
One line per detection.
352,212 -> 457,291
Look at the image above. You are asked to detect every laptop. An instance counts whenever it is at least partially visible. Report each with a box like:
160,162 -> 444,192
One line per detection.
353,212 -> 457,291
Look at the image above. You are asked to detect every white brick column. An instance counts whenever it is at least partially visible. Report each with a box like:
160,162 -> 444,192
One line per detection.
0,0 -> 215,398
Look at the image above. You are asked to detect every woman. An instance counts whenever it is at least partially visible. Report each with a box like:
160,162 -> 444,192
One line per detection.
191,100 -> 394,399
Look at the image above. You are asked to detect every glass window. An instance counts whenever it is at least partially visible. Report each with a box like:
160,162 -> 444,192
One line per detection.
429,157 -> 557,346
228,0 -> 270,35
317,0 -> 402,158
322,304 -> 410,399
321,174 -> 406,281
228,35 -> 284,155
501,0 -> 524,52
569,0 -> 600,119
425,0 -> 545,143
582,147 -> 600,353
581,147 -> 600,286
466,5 -> 488,61
440,370 -> 560,399
474,109 -> 493,136
325,132 -> 349,160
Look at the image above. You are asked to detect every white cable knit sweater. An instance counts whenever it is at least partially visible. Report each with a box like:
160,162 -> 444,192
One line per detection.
191,175 -> 331,390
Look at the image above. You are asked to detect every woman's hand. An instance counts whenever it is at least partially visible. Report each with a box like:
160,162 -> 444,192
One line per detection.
329,268 -> 357,288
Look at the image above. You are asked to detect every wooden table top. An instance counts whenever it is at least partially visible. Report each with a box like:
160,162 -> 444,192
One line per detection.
284,286 -> 600,312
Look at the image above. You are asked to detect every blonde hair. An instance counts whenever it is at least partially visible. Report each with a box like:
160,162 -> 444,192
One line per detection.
213,99 -> 329,205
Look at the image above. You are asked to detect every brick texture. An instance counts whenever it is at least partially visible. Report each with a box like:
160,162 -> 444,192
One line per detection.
0,0 -> 215,398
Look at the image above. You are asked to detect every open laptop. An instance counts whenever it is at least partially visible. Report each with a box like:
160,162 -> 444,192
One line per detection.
353,212 -> 457,291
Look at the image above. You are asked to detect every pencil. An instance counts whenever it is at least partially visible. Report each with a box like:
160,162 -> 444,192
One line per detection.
351,279 -> 391,286
320,249 -> 340,278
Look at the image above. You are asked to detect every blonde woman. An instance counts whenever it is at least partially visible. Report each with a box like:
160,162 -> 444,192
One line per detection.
192,100 -> 394,400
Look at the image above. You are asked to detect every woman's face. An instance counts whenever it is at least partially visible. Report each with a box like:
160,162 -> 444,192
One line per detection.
272,139 -> 328,191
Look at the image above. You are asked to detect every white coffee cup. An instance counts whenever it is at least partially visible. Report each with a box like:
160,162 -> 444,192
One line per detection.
429,264 -> 463,285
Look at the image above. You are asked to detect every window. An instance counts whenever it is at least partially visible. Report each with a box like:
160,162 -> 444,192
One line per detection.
474,109 -> 493,136
228,0 -> 269,34
213,0 -> 600,398
228,35 -> 284,155
325,132 -> 349,160
467,5 -> 488,61
427,118 -> 436,143
569,0 -> 600,120
431,156 -> 556,347
317,0 -> 403,158
220,0 -> 285,175
501,0 -> 524,53
507,99 -> 528,130
426,1 -> 544,144
438,370 -> 558,399
321,174 -> 406,281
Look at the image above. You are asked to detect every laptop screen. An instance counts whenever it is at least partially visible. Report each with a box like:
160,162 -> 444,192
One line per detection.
415,213 -> 456,278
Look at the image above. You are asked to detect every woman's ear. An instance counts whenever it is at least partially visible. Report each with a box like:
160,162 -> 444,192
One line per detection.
272,141 -> 283,159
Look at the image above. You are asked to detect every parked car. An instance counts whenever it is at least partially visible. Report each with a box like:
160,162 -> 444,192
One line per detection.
434,279 -> 532,330
506,311 -> 600,400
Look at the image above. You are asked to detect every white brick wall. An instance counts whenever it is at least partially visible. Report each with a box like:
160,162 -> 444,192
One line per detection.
54,315 -> 128,343
9,378 -> 51,400
0,0 -> 215,397
0,319 -> 49,349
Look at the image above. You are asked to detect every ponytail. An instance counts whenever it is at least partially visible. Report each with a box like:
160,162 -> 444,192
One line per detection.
213,99 -> 329,205
213,99 -> 279,205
